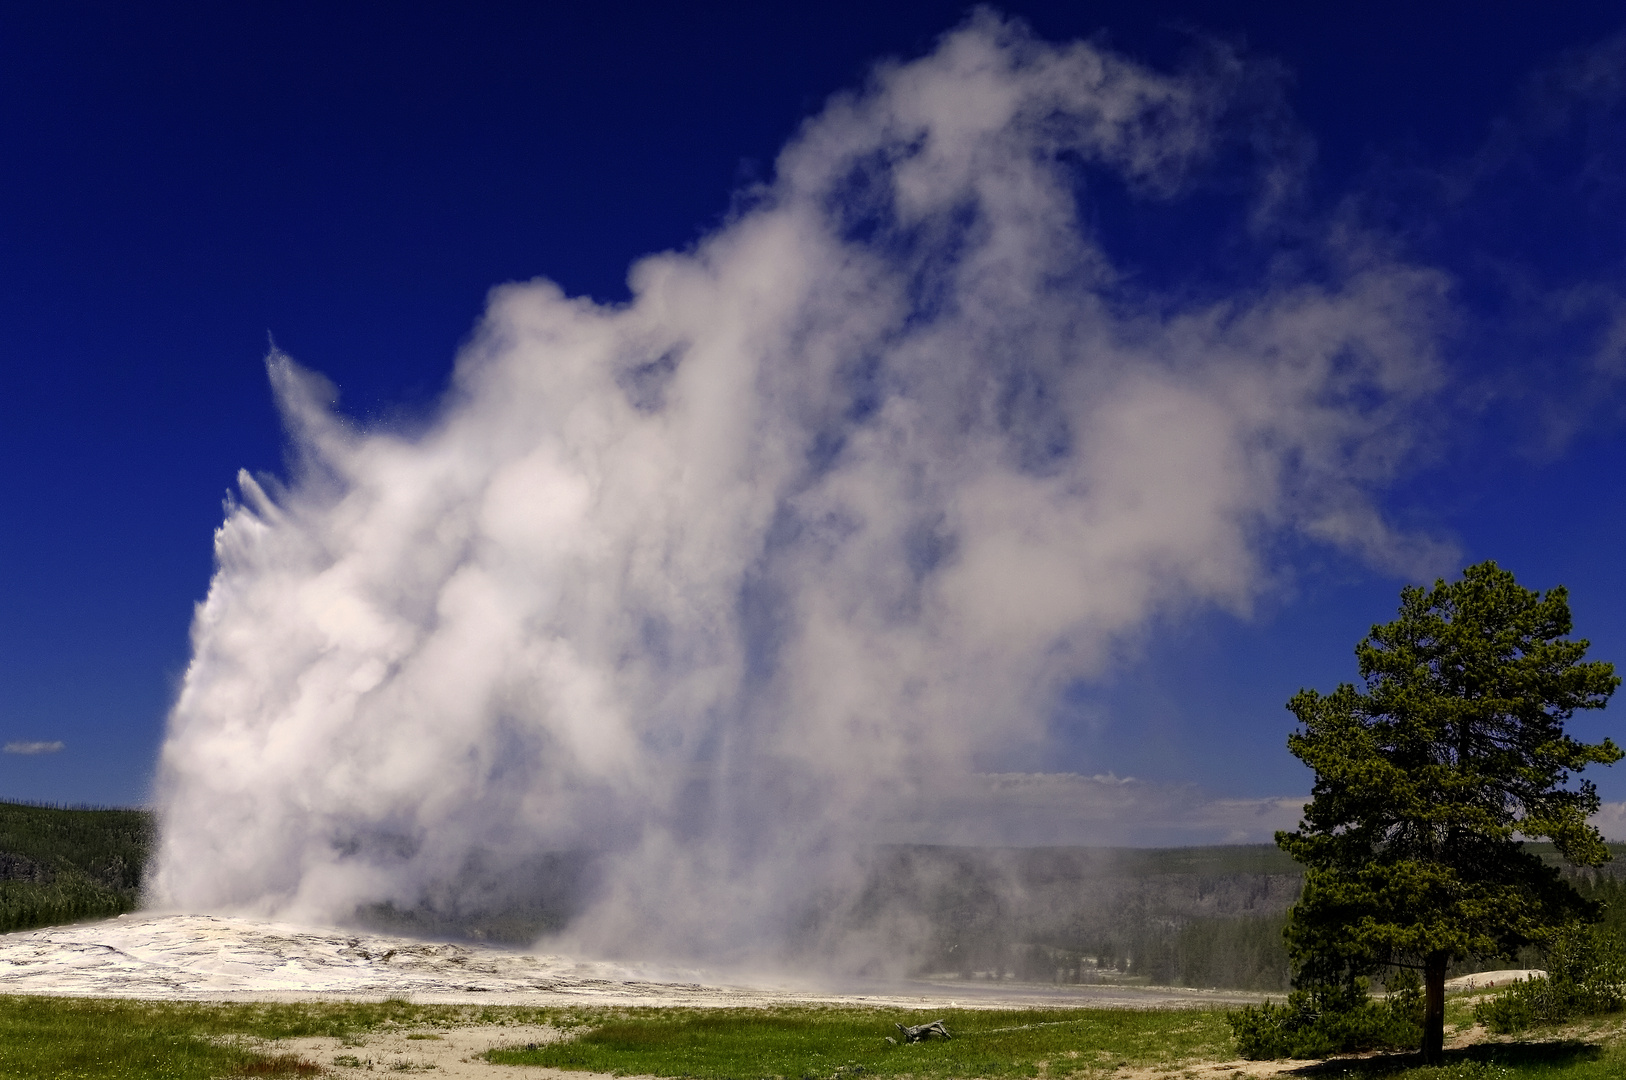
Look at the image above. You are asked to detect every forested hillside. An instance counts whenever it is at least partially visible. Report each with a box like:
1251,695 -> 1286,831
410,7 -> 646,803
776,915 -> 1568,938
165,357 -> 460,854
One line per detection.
834,843 -> 1626,992
835,844 -> 1303,990
0,800 -> 152,932
2,799 -> 1621,996
349,840 -> 1626,991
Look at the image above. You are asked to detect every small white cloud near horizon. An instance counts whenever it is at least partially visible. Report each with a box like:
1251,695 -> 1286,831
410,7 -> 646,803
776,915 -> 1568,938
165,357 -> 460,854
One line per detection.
4,741 -> 64,755
1587,801 -> 1626,843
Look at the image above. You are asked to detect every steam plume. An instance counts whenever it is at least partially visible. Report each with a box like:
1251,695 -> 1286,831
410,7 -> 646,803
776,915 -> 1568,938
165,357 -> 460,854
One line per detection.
154,14 -> 1449,964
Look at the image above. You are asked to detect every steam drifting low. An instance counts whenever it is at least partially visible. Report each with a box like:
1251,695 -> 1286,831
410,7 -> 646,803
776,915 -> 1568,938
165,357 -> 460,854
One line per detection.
154,15 -> 1449,965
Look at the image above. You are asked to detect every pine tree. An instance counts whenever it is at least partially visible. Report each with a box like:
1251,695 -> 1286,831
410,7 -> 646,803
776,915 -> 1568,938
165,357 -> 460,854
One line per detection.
1278,561 -> 1621,1063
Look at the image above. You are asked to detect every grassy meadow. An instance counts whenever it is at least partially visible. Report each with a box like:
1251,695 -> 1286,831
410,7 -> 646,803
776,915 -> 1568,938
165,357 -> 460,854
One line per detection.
488,1004 -> 1235,1077
0,994 -> 1620,1079
484,1000 -> 1626,1080
0,996 -> 553,1079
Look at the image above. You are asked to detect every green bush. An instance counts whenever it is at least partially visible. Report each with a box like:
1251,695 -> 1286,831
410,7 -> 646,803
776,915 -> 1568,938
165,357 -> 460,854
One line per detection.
1228,970 -> 1422,1059
1474,923 -> 1626,1033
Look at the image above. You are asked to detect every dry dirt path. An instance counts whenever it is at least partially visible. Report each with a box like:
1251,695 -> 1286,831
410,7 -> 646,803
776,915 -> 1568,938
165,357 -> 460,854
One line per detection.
248,1023 -> 571,1079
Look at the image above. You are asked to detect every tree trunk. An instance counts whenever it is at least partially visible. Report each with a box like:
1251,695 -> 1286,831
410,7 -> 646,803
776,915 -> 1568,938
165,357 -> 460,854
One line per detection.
1423,952 -> 1448,1065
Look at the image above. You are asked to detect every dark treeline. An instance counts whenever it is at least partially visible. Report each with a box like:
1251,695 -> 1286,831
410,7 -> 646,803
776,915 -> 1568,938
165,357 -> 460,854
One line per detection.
836,845 -> 1303,991
833,843 -> 1626,992
1578,875 -> 1626,935
354,841 -> 1308,988
4,799 -> 1625,996
0,800 -> 152,932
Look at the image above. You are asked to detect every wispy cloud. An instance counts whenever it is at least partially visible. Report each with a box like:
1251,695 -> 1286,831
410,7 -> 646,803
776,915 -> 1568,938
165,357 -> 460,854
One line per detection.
1399,29 -> 1626,457
1589,801 -> 1626,842
4,741 -> 64,755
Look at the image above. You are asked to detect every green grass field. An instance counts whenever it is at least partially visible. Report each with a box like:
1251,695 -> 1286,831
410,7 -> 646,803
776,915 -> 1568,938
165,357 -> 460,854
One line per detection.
0,996 -> 555,1079
486,1003 -> 1626,1080
0,994 -> 1620,1080
489,1005 -> 1234,1078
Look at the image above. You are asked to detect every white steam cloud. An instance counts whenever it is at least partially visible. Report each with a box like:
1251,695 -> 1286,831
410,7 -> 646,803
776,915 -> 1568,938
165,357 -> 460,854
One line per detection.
154,14 -> 1450,964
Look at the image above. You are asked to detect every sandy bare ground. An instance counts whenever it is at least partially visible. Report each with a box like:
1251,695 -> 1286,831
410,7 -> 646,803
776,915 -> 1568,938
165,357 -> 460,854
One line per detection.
243,1024 -> 573,1079
1445,968 -> 1545,991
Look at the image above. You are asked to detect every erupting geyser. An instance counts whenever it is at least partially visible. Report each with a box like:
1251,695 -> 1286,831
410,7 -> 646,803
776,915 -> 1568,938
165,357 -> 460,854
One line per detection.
153,13 -> 1449,969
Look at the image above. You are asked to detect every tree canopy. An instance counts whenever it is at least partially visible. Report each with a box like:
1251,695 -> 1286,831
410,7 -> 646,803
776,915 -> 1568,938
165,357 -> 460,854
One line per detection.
1277,561 -> 1621,1062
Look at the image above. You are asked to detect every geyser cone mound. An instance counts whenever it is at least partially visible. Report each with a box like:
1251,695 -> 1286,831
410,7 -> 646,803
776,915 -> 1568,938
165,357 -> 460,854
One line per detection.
0,913 -> 724,1002
0,913 -> 1265,1008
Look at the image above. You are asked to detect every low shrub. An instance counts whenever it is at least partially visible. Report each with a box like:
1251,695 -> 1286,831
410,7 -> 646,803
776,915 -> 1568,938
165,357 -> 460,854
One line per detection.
1474,923 -> 1626,1034
1228,969 -> 1422,1059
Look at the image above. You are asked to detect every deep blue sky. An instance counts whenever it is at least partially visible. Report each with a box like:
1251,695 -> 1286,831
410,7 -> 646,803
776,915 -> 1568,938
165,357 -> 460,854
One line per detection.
2,0 -> 1625,808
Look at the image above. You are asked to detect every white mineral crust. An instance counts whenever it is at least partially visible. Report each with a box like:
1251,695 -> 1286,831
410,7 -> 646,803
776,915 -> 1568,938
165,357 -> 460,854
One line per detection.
0,913 -> 734,1003
0,913 -> 1270,1008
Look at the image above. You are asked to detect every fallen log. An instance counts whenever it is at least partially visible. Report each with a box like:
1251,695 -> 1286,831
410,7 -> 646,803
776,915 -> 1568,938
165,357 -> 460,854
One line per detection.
895,1019 -> 951,1043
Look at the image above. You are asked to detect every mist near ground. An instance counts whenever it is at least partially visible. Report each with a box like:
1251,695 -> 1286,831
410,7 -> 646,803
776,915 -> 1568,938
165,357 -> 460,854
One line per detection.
152,12 -> 1454,972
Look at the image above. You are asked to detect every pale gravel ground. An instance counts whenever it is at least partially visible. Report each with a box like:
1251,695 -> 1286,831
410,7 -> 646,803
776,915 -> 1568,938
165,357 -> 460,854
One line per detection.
251,1024 -> 574,1079
1444,968 -> 1546,991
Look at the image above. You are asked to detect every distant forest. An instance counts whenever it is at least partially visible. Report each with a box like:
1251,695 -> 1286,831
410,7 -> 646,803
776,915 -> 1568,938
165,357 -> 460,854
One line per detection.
352,838 -> 1626,991
838,844 -> 1306,990
839,843 -> 1626,992
3,800 -> 1623,994
0,800 -> 151,932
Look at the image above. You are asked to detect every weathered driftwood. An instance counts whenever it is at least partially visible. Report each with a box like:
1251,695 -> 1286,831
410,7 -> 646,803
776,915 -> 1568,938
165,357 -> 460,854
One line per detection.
895,1019 -> 951,1043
